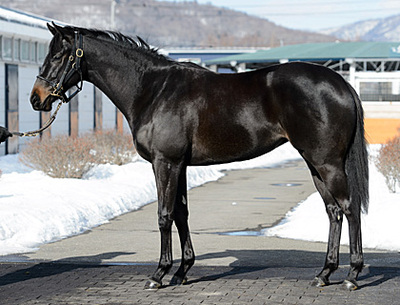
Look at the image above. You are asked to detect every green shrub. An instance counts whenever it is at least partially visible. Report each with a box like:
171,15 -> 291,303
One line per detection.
19,130 -> 136,179
375,136 -> 400,193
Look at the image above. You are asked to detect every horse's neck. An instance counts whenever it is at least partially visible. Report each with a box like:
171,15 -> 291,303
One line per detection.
84,37 -> 166,123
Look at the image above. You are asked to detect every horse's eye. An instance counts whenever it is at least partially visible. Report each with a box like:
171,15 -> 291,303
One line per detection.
53,52 -> 64,60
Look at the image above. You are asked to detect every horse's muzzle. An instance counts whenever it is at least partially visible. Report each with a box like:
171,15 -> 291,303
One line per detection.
30,91 -> 53,112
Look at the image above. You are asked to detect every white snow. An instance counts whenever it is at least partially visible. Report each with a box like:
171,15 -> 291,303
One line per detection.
264,145 -> 400,252
0,143 -> 398,256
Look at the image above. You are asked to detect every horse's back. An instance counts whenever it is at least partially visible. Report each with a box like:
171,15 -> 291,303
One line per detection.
189,62 -> 356,165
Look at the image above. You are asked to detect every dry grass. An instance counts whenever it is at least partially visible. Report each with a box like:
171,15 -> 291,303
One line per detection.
375,136 -> 400,192
92,129 -> 136,166
19,130 -> 136,179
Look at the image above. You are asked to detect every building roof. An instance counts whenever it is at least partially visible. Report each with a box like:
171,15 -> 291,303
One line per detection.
0,5 -> 55,40
205,42 -> 400,66
0,5 -> 49,29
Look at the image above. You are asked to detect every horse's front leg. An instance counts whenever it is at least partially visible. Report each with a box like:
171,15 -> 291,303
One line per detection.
145,157 -> 184,290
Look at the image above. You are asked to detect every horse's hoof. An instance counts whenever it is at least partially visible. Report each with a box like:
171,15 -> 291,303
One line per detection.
342,279 -> 358,291
311,276 -> 329,287
170,275 -> 187,286
144,279 -> 162,290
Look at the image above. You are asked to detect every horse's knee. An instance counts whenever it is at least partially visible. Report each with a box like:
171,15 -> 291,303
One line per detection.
158,212 -> 174,229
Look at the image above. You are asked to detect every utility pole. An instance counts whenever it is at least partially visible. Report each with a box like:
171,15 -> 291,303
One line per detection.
111,0 -> 116,30
111,0 -> 123,133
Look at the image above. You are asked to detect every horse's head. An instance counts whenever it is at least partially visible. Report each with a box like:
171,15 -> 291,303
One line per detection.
30,22 -> 84,111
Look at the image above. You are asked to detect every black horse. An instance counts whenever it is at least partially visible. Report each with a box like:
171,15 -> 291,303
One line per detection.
30,23 -> 369,291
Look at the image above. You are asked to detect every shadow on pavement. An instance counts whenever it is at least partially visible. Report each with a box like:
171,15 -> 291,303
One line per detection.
358,266 -> 400,288
190,249 -> 400,290
0,249 -> 398,292
0,252 -> 134,287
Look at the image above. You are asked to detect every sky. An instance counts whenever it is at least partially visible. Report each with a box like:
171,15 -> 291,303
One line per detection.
162,0 -> 400,31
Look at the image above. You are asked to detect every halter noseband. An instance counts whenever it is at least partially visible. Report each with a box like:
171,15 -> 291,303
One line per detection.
37,31 -> 84,104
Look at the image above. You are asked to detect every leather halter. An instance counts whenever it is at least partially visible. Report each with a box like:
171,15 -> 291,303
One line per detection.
10,32 -> 84,137
37,31 -> 84,103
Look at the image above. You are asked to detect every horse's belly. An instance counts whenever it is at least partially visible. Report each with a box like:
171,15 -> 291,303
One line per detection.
190,132 -> 287,166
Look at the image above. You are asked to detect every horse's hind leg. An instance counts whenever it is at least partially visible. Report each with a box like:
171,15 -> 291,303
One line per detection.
170,166 -> 195,285
343,198 -> 363,290
308,171 -> 343,287
306,159 -> 363,290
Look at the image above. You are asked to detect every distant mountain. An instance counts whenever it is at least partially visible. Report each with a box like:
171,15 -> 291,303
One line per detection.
320,14 -> 400,42
0,0 -> 338,47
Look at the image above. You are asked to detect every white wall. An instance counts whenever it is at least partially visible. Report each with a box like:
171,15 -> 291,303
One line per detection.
102,94 -> 116,130
0,63 -> 5,155
101,94 -> 131,134
18,65 -> 41,149
0,20 -> 50,42
123,115 -> 130,134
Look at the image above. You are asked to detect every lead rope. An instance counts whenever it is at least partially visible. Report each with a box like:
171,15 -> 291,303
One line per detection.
11,101 -> 63,137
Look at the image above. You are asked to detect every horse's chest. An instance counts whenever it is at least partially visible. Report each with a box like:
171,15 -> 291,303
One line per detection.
134,117 -> 188,160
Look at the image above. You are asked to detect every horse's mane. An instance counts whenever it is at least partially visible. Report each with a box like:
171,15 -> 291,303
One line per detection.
62,25 -> 208,70
64,26 -> 169,62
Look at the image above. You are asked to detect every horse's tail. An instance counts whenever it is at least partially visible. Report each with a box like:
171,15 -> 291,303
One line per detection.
345,82 -> 369,214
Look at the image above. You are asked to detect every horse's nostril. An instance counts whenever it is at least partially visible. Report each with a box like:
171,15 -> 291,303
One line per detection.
31,92 -> 38,103
30,92 -> 41,109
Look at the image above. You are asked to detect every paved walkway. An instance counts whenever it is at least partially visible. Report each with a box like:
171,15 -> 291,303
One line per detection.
0,160 -> 399,304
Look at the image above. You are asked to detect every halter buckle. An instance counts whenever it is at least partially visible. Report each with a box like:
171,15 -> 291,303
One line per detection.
76,48 -> 84,58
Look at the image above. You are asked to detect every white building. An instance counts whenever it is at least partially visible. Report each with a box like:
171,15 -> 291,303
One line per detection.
0,6 -> 127,155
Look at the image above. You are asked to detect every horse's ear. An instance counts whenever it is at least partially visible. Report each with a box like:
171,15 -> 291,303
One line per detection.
47,22 -> 74,44
47,22 -> 65,37
47,22 -> 58,36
